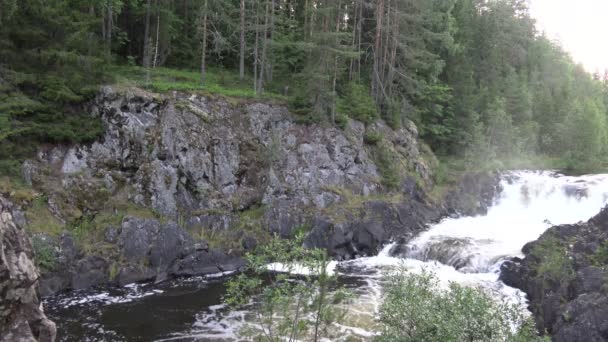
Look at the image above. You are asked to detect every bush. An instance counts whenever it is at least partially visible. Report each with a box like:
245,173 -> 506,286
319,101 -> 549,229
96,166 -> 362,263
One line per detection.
364,130 -> 383,145
32,236 -> 56,273
371,143 -> 401,190
225,233 -> 350,341
530,236 -> 575,285
338,82 -> 378,124
377,268 -> 546,342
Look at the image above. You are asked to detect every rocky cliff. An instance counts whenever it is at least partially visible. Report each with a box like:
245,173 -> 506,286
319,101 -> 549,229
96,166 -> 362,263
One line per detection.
501,208 -> 608,342
0,196 -> 56,342
11,86 -> 499,297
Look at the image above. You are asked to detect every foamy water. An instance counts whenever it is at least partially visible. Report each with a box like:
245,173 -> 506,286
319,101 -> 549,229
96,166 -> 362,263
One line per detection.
46,171 -> 608,341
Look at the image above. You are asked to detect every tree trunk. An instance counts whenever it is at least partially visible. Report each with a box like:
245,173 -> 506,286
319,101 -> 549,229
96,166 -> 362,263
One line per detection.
381,0 -> 391,85
348,0 -> 358,81
239,0 -> 246,81
153,0 -> 160,69
268,0 -> 275,82
331,0 -> 341,124
253,0 -> 260,93
200,0 -> 208,84
372,0 -> 384,102
141,0 -> 152,67
143,0 -> 152,84
356,1 -> 362,80
107,0 -> 113,53
258,0 -> 269,93
303,0 -> 309,38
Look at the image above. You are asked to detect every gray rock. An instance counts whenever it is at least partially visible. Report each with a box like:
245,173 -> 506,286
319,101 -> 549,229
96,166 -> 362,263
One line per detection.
0,196 -> 56,342
71,256 -> 108,290
104,226 -> 120,243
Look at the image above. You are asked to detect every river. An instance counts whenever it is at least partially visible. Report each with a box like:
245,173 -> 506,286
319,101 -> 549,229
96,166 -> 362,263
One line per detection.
45,170 -> 608,341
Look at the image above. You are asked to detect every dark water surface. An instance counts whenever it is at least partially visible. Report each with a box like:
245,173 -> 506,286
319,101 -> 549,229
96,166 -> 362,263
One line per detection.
45,278 -> 228,341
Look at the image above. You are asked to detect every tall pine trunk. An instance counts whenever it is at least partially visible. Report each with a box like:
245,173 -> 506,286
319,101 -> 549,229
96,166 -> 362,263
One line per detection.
106,0 -> 113,54
200,0 -> 208,84
253,0 -> 260,93
372,0 -> 384,102
257,0 -> 269,93
153,0 -> 160,69
348,0 -> 358,81
239,0 -> 246,81
268,0 -> 275,82
143,0 -> 152,85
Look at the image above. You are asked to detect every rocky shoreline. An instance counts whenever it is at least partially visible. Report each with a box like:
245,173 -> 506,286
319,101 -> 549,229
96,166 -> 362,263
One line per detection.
501,207 -> 608,341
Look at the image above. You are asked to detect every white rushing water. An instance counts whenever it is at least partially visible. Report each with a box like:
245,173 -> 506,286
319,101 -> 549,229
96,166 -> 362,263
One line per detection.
333,170 -> 608,336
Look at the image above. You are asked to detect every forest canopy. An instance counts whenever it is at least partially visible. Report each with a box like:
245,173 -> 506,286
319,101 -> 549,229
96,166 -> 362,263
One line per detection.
1,0 -> 607,171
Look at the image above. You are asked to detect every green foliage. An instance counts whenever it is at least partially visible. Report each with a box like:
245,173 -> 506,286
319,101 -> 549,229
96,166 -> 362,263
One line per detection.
338,83 -> 378,124
32,235 -> 57,273
371,143 -> 401,190
363,131 -> 383,145
225,234 -> 351,341
530,236 -> 575,285
592,241 -> 608,266
377,268 -> 547,342
2,0 -> 608,176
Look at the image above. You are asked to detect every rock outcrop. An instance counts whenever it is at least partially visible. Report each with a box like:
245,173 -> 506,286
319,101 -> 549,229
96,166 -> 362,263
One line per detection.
0,196 -> 56,342
16,86 -> 500,296
36,217 -> 244,297
501,207 -> 608,342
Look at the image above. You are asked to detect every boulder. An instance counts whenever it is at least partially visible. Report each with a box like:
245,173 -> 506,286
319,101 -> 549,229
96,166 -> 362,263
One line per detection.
0,196 -> 56,342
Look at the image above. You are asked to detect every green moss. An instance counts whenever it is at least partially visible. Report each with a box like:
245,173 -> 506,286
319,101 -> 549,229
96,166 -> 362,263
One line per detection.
109,262 -> 120,281
321,186 -> 403,224
191,205 -> 272,252
531,235 -> 575,284
24,196 -> 64,236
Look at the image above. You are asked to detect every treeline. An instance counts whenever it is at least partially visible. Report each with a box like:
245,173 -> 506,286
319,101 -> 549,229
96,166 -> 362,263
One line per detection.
1,0 -> 608,168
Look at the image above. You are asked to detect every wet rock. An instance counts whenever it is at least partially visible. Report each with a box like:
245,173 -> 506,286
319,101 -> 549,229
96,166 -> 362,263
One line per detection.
0,196 -> 56,342
553,294 -> 608,342
500,207 -> 608,340
241,234 -> 257,251
71,256 -> 108,290
171,251 -> 221,276
444,172 -> 502,216
117,266 -> 156,286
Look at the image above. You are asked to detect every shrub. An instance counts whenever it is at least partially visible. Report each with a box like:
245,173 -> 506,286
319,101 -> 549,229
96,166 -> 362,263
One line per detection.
530,236 -> 575,285
338,82 -> 378,124
364,130 -> 383,145
377,268 -> 546,342
32,236 -> 56,273
225,233 -> 350,341
371,143 -> 401,190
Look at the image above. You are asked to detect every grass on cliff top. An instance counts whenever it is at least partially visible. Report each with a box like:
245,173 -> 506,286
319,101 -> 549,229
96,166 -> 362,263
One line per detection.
110,65 -> 287,102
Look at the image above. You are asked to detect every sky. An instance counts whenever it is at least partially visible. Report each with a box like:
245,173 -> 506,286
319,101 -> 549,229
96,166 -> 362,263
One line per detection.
528,0 -> 608,74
